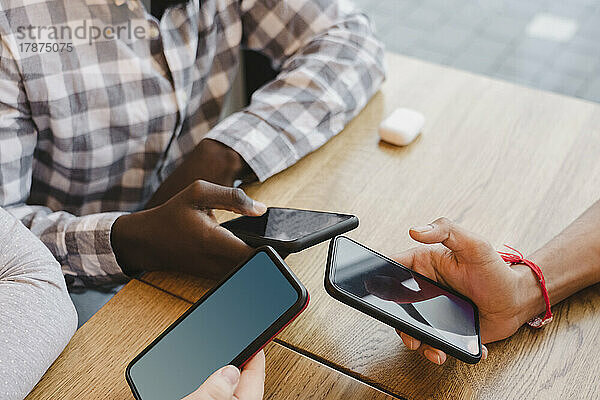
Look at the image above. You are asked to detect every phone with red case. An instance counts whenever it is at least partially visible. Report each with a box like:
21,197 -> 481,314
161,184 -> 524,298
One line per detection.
126,246 -> 309,400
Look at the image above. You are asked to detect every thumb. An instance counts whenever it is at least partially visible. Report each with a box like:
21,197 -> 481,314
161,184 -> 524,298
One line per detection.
186,180 -> 267,216
183,365 -> 240,400
408,217 -> 494,261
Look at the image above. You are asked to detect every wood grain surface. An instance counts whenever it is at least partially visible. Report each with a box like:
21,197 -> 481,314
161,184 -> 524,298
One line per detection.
142,53 -> 600,399
26,280 -> 393,400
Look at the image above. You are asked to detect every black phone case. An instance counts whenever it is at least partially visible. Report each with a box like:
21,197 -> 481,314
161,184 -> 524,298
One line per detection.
324,236 -> 482,364
221,208 -> 359,253
126,246 -> 309,399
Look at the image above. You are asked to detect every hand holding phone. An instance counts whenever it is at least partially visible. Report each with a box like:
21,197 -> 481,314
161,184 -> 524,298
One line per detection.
391,218 -> 532,364
325,236 -> 483,364
182,352 -> 265,400
127,247 -> 308,400
112,181 -> 264,278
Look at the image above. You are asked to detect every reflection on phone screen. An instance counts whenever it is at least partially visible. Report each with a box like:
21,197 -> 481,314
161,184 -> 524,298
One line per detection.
226,208 -> 352,241
331,237 -> 479,355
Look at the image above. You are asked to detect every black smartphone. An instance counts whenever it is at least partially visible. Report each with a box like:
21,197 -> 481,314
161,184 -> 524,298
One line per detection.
325,236 -> 482,364
126,246 -> 309,400
221,207 -> 359,254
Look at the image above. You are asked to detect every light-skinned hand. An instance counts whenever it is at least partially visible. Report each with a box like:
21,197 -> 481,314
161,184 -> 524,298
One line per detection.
393,218 -> 539,365
182,351 -> 265,400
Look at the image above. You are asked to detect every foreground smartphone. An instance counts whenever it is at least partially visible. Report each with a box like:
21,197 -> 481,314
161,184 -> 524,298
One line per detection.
221,207 -> 359,254
325,236 -> 481,364
126,247 -> 309,400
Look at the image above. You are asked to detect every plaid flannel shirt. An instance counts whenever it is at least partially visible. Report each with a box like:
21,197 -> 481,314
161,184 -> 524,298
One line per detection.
0,0 -> 384,286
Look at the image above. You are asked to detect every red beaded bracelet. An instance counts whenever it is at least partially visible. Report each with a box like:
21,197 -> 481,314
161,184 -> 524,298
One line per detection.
498,245 -> 553,328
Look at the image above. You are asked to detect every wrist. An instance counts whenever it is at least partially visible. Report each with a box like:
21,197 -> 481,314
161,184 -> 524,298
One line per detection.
111,212 -> 158,275
194,139 -> 246,186
514,263 -> 547,326
145,139 -> 251,209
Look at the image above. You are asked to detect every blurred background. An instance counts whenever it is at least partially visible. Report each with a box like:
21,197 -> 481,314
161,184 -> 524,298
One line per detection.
355,0 -> 600,103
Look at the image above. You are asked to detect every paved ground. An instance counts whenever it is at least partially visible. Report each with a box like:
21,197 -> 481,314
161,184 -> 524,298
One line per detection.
355,0 -> 600,103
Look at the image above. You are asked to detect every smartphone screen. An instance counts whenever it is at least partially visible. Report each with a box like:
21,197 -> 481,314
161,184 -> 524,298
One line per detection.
330,237 -> 479,356
127,250 -> 306,400
222,208 -> 354,241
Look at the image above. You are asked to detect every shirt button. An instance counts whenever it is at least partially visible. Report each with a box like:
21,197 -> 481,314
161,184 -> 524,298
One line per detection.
181,92 -> 188,103
149,26 -> 160,40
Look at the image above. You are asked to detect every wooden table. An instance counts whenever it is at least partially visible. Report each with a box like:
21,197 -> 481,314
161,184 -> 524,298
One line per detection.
142,53 -> 600,399
27,280 -> 392,400
29,52 -> 600,399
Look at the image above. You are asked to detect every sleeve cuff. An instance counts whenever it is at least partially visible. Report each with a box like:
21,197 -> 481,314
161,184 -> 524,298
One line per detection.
205,111 -> 299,182
63,212 -> 129,284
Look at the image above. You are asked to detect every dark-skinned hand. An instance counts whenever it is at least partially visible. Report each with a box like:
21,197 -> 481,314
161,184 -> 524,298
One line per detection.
112,180 -> 266,278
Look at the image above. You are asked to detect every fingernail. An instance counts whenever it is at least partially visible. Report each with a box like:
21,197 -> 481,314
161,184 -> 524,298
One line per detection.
220,365 -> 240,385
411,224 -> 434,233
253,200 -> 267,214
407,337 -> 418,350
424,349 -> 442,365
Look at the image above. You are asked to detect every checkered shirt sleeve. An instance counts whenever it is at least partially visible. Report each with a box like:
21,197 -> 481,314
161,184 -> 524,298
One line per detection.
0,36 -> 127,287
206,0 -> 385,181
0,0 -> 384,287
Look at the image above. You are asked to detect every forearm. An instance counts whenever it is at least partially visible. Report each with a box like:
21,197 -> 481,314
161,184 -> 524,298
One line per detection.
516,200 -> 600,322
203,0 -> 385,182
